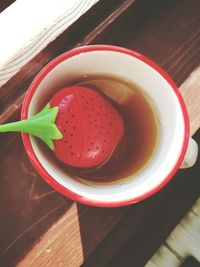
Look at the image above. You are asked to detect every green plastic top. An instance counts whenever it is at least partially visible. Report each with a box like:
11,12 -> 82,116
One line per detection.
0,103 -> 63,150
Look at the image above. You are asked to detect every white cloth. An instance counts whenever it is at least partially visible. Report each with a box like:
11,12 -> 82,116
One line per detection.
0,0 -> 99,86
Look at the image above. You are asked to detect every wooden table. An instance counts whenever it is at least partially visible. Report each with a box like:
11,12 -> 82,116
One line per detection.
0,0 -> 200,266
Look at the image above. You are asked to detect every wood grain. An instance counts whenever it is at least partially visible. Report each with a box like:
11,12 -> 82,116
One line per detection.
17,205 -> 128,267
14,62 -> 200,267
0,135 -> 72,267
180,66 -> 200,135
16,203 -> 84,267
0,0 -> 15,12
0,0 -> 200,266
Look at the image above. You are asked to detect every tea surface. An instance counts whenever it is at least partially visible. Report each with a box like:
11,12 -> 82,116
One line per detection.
63,74 -> 160,183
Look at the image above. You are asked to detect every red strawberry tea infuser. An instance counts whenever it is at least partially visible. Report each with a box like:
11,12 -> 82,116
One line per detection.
0,86 -> 124,169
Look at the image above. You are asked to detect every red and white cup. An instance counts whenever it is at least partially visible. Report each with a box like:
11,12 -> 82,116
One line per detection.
22,45 -> 198,207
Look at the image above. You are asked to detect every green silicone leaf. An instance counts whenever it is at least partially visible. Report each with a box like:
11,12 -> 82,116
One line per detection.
0,103 -> 63,150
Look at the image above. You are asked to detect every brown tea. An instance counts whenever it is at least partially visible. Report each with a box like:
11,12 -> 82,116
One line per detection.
36,73 -> 160,183
58,74 -> 160,184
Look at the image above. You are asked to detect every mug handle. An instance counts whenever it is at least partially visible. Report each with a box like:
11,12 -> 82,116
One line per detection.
180,138 -> 198,168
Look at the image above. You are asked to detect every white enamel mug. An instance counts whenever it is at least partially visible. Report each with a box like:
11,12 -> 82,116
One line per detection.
21,45 -> 198,207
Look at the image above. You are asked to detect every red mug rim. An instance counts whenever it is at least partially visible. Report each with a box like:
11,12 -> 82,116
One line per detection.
21,45 -> 189,207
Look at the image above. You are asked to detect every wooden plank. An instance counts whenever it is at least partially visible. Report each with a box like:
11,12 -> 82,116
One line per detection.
166,225 -> 200,261
0,0 -> 15,12
180,66 -> 200,135
15,64 -> 200,266
146,198 -> 200,266
0,135 -> 72,267
192,199 -> 200,216
16,205 -> 128,267
147,209 -> 200,266
145,245 -> 181,267
16,203 -> 84,267
0,2 -> 132,266
75,0 -> 136,47
0,0 -> 200,266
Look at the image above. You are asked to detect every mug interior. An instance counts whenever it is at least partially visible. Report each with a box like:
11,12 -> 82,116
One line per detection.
22,46 -> 188,206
